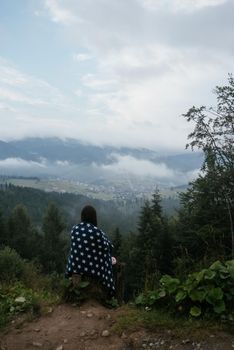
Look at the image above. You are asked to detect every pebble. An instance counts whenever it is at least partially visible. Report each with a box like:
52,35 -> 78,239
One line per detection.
121,332 -> 127,339
56,346 -> 63,350
32,342 -> 43,347
63,339 -> 68,344
87,313 -> 93,318
33,328 -> 41,332
80,331 -> 86,337
102,330 -> 110,337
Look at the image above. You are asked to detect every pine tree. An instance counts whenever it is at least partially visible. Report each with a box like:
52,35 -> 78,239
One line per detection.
0,208 -> 7,247
112,227 -> 122,258
42,203 -> 67,273
7,205 -> 36,259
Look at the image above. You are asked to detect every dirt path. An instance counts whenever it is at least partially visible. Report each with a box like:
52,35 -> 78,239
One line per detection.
0,302 -> 233,350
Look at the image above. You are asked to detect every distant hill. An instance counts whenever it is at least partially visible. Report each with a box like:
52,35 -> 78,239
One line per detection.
0,137 -> 203,187
0,137 -> 203,168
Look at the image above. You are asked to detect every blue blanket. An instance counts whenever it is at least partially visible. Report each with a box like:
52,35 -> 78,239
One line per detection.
65,222 -> 115,295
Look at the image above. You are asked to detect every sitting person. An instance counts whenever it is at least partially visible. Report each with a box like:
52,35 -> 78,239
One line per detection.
65,205 -> 116,300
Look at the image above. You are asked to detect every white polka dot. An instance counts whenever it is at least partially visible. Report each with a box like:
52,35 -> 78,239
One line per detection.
82,260 -> 86,264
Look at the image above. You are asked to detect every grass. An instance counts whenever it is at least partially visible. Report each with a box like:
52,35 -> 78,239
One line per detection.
112,304 -> 234,338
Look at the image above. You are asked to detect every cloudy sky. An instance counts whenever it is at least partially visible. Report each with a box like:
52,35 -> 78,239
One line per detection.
0,0 -> 234,152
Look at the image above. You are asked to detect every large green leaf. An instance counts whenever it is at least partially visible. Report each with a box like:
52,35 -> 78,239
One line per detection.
175,290 -> 187,303
213,300 -> 226,314
190,306 -> 201,317
189,288 -> 207,302
160,275 -> 180,294
206,287 -> 223,305
204,270 -> 216,280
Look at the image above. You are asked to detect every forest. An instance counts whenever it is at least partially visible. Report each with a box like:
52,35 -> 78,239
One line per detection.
0,76 -> 233,327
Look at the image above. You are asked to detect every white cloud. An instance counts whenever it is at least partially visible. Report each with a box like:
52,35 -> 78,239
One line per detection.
94,154 -> 201,185
140,0 -> 228,12
44,0 -> 76,24
1,0 -> 234,152
73,53 -> 93,62
100,154 -> 175,178
0,158 -> 46,169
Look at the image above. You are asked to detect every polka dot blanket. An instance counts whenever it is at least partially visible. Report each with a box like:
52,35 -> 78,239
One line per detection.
65,222 -> 115,295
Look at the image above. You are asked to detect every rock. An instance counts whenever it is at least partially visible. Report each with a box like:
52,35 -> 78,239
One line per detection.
182,339 -> 190,344
56,346 -> 63,350
15,296 -> 26,303
80,331 -> 86,337
47,307 -> 53,314
32,342 -> 43,347
33,328 -> 41,332
87,313 -> 93,318
121,332 -> 127,339
106,314 -> 111,320
102,330 -> 110,337
63,339 -> 68,344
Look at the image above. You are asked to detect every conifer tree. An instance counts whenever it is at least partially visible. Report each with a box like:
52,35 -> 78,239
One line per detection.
42,203 -> 67,273
7,205 -> 37,259
0,208 -> 6,247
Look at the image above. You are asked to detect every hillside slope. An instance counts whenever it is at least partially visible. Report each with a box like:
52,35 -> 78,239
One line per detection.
1,302 -> 233,350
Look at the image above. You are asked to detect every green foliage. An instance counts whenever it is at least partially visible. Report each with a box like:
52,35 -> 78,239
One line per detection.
0,280 -> 57,329
135,260 -> 234,320
42,203 -> 67,273
0,247 -> 25,283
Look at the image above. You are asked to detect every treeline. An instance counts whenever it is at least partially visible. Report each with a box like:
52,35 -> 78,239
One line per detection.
0,202 -> 68,274
0,183 -> 141,233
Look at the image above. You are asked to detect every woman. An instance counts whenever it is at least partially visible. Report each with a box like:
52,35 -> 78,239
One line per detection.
65,205 -> 115,297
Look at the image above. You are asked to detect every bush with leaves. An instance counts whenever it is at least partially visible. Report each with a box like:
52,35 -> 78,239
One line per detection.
0,247 -> 25,283
135,260 -> 234,320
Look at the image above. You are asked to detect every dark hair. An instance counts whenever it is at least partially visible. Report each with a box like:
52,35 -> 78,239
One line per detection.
81,205 -> 97,226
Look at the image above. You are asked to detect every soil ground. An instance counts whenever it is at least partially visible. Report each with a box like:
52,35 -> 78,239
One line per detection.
0,301 -> 234,350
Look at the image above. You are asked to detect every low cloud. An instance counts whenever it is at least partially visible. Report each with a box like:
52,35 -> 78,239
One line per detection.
0,158 -> 46,169
94,154 -> 200,185
99,154 -> 174,178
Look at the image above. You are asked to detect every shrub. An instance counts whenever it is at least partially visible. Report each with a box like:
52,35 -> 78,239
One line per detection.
0,247 -> 25,283
135,260 -> 234,320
